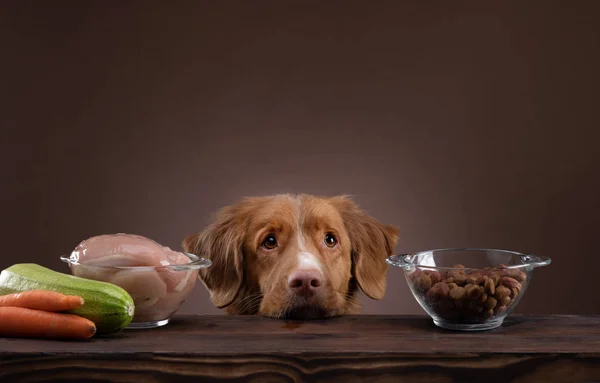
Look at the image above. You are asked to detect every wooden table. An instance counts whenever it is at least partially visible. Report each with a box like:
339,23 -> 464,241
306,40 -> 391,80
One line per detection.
1,315 -> 599,382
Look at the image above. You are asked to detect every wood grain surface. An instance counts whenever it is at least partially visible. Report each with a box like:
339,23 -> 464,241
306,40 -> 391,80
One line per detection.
1,315 -> 599,383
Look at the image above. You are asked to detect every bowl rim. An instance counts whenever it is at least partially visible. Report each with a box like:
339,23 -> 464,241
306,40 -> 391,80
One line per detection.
386,247 -> 551,271
60,251 -> 212,271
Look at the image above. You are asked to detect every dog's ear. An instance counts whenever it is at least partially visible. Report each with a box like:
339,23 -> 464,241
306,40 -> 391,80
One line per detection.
182,203 -> 249,309
330,196 -> 399,300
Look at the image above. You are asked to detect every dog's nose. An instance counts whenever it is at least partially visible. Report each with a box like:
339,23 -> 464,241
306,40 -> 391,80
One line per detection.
288,270 -> 322,297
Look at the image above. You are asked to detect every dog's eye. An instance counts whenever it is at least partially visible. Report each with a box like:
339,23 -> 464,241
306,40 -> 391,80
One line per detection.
261,234 -> 278,250
324,233 -> 337,248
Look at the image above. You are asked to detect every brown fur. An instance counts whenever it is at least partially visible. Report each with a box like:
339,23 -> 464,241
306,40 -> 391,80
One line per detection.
183,194 -> 398,319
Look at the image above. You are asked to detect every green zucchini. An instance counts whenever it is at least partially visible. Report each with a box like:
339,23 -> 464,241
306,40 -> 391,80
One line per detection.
0,263 -> 135,334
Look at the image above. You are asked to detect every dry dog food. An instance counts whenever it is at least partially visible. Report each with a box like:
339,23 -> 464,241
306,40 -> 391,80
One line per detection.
408,264 -> 527,323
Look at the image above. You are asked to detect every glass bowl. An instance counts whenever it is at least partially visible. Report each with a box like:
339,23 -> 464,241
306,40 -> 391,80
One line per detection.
386,248 -> 551,331
60,252 -> 211,329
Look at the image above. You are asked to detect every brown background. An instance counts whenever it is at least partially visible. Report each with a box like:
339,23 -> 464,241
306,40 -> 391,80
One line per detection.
1,1 -> 598,316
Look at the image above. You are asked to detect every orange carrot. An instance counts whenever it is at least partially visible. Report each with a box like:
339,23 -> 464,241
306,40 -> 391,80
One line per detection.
0,306 -> 96,340
0,290 -> 84,312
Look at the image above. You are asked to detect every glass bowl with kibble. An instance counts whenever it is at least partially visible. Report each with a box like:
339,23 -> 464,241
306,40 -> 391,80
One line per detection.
386,248 -> 551,331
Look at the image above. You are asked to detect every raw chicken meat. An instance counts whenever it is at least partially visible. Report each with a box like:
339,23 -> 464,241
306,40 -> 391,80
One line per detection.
68,233 -> 198,323
110,268 -> 168,301
71,233 -> 188,267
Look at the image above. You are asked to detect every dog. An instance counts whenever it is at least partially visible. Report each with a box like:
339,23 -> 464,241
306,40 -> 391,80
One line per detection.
183,194 -> 398,319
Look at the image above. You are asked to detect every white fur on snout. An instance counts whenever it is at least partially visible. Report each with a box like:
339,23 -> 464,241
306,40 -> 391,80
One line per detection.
287,251 -> 323,286
298,251 -> 322,272
288,199 -> 324,285
296,199 -> 322,273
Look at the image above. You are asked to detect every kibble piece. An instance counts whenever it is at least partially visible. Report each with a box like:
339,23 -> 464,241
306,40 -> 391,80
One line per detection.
408,270 -> 422,283
426,282 -> 450,299
478,292 -> 488,303
448,282 -> 458,290
475,275 -> 488,285
426,270 -> 442,284
454,274 -> 468,285
506,268 -> 527,283
447,270 -> 468,285
449,286 -> 466,300
484,309 -> 494,318
499,276 -> 522,289
499,296 -> 511,306
484,277 -> 496,295
466,285 -> 484,300
415,274 -> 432,291
511,287 -> 520,298
495,286 -> 511,300
484,296 -> 497,310
490,275 -> 501,286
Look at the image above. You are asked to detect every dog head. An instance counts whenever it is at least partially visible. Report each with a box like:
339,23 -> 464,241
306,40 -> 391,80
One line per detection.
183,194 -> 398,319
